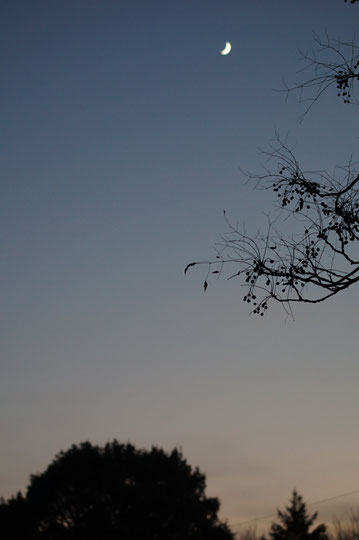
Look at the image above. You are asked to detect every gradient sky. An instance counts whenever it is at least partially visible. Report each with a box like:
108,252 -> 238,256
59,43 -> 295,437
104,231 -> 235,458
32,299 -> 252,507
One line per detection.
1,0 -> 359,534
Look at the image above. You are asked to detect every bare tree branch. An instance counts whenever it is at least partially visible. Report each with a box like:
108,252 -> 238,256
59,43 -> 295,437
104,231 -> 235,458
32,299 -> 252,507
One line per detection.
186,138 -> 359,316
280,33 -> 359,120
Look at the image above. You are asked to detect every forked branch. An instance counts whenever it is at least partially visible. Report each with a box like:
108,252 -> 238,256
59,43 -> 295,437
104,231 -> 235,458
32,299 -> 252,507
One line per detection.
186,139 -> 359,315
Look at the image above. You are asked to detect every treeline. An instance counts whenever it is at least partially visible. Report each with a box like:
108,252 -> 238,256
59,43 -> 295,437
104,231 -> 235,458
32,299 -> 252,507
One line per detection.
1,440 -> 357,540
0,440 -> 233,539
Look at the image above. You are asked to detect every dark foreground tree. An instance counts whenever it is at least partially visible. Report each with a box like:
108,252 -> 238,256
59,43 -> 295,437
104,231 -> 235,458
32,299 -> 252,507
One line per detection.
268,490 -> 328,540
186,1 -> 359,317
0,441 -> 234,540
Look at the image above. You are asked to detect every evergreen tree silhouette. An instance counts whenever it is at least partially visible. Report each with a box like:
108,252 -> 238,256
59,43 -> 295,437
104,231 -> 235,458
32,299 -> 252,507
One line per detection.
269,490 -> 328,540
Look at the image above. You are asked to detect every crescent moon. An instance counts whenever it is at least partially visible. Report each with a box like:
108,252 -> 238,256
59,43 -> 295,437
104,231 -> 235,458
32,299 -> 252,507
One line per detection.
220,42 -> 231,55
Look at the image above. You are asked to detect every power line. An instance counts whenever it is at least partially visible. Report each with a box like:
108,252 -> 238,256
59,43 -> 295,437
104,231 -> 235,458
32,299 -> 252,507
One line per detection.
233,488 -> 359,529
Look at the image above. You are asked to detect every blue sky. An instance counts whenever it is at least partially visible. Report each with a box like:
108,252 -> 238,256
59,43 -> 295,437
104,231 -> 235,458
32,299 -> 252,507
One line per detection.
1,0 -> 359,533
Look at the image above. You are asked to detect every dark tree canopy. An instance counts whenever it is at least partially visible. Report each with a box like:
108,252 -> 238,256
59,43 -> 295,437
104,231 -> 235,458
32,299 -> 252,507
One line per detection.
268,490 -> 328,540
0,441 -> 234,540
186,1 -> 359,317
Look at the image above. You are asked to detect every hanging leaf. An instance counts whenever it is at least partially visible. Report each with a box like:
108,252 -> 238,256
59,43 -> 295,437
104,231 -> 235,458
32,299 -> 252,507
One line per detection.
204,281 -> 208,291
184,262 -> 196,275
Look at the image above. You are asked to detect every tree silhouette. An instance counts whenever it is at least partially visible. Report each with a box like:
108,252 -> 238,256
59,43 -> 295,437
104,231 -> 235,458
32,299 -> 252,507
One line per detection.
0,441 -> 234,540
268,490 -> 328,540
186,1 -> 359,317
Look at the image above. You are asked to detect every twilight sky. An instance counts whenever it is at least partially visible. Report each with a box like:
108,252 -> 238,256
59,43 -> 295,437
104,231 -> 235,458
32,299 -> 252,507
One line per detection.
1,0 -> 359,534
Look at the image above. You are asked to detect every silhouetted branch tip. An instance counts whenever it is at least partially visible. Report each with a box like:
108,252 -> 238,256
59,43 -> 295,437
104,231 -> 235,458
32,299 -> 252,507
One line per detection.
280,33 -> 359,119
